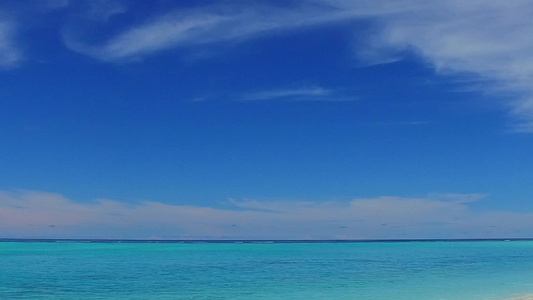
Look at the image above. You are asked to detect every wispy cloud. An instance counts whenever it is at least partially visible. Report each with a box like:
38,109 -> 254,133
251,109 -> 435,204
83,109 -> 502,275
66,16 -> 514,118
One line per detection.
241,86 -> 355,102
54,1 -> 433,62
347,0 -> 533,131
63,4 -> 287,61
0,19 -> 21,68
60,0 -> 533,130
1,190 -> 532,239
62,1 -> 391,62
63,10 -> 230,61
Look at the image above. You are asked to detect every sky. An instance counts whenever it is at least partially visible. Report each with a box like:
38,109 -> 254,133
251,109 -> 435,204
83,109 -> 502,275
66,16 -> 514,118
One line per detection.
1,0 -> 533,240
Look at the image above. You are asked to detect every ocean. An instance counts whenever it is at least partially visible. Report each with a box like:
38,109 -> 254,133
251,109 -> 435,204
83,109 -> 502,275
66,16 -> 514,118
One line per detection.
1,240 -> 532,299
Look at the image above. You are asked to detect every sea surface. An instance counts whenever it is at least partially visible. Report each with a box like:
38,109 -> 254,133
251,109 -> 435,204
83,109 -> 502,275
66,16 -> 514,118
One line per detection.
1,240 -> 532,299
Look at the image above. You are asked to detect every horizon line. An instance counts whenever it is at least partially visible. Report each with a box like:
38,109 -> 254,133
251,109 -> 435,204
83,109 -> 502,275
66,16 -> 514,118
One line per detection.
2,238 -> 533,243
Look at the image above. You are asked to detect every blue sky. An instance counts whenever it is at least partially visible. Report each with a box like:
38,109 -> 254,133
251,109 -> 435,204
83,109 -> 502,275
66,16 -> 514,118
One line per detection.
1,0 -> 533,239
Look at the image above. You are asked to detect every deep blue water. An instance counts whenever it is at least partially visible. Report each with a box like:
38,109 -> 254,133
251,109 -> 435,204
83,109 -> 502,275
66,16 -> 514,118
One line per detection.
1,240 -> 532,299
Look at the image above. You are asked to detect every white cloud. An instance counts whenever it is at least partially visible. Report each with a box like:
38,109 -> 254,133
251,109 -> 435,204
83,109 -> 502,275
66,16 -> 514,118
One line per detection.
1,190 -> 532,240
0,20 -> 21,68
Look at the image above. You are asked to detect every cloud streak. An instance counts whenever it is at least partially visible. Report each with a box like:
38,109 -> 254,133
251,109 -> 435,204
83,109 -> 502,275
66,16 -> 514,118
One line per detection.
241,86 -> 355,102
1,190 -> 532,240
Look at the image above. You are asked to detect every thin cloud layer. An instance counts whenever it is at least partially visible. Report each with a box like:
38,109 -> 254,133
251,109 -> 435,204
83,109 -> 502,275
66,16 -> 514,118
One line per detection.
1,190 -> 532,239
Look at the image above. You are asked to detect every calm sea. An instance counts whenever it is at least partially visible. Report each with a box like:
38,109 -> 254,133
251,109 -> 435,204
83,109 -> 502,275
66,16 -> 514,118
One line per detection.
1,240 -> 532,299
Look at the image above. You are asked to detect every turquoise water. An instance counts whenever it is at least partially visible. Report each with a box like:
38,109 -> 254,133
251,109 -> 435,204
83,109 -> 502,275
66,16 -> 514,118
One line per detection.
1,241 -> 532,299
